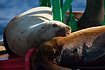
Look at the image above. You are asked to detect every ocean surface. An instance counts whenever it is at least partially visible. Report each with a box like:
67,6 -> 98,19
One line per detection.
0,0 -> 86,40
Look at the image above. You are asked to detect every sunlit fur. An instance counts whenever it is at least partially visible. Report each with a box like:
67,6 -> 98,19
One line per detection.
4,7 -> 71,57
33,26 -> 105,69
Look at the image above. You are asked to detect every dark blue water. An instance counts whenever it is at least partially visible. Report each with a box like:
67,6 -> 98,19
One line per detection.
0,0 -> 86,40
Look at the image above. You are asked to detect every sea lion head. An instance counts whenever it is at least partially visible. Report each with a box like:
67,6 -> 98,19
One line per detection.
32,40 -> 72,70
27,21 -> 71,48
40,21 -> 71,38
33,37 -> 63,65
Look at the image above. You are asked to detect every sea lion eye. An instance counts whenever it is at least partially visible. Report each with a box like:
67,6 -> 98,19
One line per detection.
53,24 -> 58,27
42,26 -> 46,29
53,48 -> 60,56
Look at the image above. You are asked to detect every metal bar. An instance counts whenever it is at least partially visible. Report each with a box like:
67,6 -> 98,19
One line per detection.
39,0 -> 51,7
39,0 -> 42,6
47,0 -> 51,7
61,0 -> 63,7
62,0 -> 73,22
102,0 -> 105,25
68,5 -> 78,32
52,0 -> 62,21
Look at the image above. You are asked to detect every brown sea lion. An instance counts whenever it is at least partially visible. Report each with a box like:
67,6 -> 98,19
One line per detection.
32,26 -> 105,69
4,7 -> 71,57
32,40 -> 72,70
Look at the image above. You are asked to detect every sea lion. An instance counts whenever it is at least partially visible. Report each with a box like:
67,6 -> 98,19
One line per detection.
4,7 -> 71,57
83,32 -> 105,62
32,26 -> 105,69
4,21 -> 70,57
32,44 -> 72,70
4,6 -> 53,55
4,7 -> 70,56
78,0 -> 104,29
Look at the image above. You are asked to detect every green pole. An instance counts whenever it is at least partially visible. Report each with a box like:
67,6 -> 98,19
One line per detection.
62,0 -> 73,22
102,0 -> 105,25
61,0 -> 63,7
39,0 -> 51,7
68,5 -> 78,32
47,0 -> 51,7
52,0 -> 62,21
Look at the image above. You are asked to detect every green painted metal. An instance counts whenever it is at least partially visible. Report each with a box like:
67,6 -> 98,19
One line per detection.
102,0 -> 105,25
39,0 -> 78,31
52,0 -> 73,22
60,0 -> 63,7
68,6 -> 78,31
62,0 -> 73,22
52,0 -> 62,21
102,15 -> 105,25
39,0 -> 51,7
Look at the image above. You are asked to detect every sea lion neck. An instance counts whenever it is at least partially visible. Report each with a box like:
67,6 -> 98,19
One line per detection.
34,39 -> 63,64
51,37 -> 66,48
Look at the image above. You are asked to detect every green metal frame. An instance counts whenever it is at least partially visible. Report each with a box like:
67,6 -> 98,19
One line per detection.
39,0 -> 51,7
39,0 -> 78,31
68,6 -> 78,31
52,0 -> 73,22
52,0 -> 62,21
102,0 -> 105,25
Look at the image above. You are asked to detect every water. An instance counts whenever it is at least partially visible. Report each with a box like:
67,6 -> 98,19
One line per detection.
0,0 -> 86,40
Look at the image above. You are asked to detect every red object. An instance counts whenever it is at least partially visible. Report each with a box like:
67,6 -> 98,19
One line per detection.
25,49 -> 37,70
0,48 -> 105,70
0,49 -> 37,70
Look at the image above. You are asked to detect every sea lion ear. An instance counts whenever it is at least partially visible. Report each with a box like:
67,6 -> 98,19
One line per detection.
83,33 -> 105,62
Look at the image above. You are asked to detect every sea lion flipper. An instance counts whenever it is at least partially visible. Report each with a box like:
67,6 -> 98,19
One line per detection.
33,63 -> 72,70
83,33 -> 105,62
83,47 -> 105,62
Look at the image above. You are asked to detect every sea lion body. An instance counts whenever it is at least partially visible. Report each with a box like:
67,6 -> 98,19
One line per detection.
33,26 -> 105,69
84,32 -> 105,62
56,26 -> 105,68
4,7 -> 71,57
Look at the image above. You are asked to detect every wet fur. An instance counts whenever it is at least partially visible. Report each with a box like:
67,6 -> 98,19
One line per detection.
33,26 -> 105,69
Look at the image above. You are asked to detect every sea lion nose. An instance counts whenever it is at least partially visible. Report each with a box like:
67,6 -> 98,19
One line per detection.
68,26 -> 71,30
